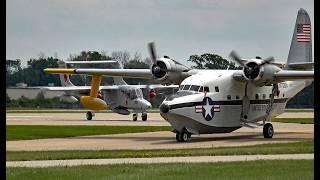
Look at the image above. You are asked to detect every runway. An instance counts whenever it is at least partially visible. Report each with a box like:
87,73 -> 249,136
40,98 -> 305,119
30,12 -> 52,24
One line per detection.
6,112 -> 314,151
6,112 -> 314,126
7,122 -> 313,151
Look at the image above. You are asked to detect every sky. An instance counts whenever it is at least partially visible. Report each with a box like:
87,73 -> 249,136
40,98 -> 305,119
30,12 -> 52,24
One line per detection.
6,0 -> 313,67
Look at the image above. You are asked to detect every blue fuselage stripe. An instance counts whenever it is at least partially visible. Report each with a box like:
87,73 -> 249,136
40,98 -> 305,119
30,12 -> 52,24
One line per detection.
169,98 -> 288,110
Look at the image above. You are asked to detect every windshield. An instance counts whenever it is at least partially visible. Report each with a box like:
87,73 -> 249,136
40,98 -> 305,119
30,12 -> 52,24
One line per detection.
129,89 -> 137,99
166,90 -> 195,101
135,89 -> 143,99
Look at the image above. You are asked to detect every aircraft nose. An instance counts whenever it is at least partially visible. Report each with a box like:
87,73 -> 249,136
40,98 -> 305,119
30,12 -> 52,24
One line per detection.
140,99 -> 152,109
159,103 -> 170,113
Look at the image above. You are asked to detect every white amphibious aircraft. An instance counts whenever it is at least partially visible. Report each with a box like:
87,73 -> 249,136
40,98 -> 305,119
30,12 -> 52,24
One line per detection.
45,9 -> 313,142
43,60 -> 178,121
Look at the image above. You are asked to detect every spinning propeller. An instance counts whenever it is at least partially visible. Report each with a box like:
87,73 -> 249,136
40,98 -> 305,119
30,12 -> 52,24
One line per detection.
148,42 -> 168,78
229,50 -> 274,80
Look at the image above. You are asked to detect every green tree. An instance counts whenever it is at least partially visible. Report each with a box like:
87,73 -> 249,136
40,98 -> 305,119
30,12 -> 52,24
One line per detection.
8,57 -> 60,86
188,53 -> 241,70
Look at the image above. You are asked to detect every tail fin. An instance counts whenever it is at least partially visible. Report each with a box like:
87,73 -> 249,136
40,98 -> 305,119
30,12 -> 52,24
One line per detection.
57,60 -> 75,87
285,8 -> 312,70
111,60 -> 127,85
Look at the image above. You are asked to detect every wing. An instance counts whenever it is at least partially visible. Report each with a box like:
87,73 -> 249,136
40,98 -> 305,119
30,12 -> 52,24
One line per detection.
274,70 -> 314,81
44,68 -> 153,79
118,84 -> 179,89
42,85 -> 122,92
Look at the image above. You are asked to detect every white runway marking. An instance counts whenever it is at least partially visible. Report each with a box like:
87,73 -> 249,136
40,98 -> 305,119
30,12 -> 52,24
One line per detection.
6,154 -> 314,168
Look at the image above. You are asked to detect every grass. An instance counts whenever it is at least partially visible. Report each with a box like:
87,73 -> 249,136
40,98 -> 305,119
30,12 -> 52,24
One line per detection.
273,118 -> 314,124
284,108 -> 314,112
6,160 -> 313,180
6,125 -> 171,141
6,141 -> 313,161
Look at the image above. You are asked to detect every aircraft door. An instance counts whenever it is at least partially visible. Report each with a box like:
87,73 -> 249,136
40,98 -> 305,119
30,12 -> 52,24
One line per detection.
241,83 -> 250,121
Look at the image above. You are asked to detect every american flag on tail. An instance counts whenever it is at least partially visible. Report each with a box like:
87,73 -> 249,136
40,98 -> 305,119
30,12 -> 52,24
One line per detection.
296,24 -> 311,43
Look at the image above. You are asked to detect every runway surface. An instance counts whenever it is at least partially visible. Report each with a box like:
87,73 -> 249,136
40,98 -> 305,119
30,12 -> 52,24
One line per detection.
7,154 -> 313,167
6,112 -> 314,126
7,122 -> 313,151
6,112 -> 314,151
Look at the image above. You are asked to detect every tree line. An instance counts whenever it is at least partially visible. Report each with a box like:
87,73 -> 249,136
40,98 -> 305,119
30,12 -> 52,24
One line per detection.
6,50 -> 313,108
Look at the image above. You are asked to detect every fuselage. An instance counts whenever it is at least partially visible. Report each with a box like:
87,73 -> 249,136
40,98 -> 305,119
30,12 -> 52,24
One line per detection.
160,70 -> 307,134
102,86 -> 151,115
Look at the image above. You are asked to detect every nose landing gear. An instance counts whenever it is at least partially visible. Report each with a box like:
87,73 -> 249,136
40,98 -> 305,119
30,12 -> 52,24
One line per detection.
142,113 -> 147,121
132,113 -> 138,121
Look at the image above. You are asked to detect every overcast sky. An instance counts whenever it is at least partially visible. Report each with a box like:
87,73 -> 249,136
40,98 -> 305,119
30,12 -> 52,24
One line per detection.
6,0 -> 313,67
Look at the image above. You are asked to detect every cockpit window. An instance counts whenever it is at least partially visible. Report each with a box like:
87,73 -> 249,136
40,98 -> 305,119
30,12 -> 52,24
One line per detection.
183,85 -> 191,90
179,85 -> 184,90
136,89 -> 143,99
198,86 -> 203,92
129,89 -> 138,99
204,86 -> 210,92
190,85 -> 200,92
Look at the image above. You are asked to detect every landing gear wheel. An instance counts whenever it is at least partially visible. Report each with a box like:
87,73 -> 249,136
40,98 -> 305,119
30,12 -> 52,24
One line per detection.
142,113 -> 147,121
176,130 -> 191,142
175,132 -> 182,142
180,132 -> 189,142
263,123 -> 274,138
132,113 -> 138,121
86,111 -> 93,120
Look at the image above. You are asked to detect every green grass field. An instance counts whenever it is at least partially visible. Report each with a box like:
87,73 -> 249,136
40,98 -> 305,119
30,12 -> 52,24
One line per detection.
273,118 -> 314,124
7,141 -> 313,161
6,160 -> 313,180
6,125 -> 171,141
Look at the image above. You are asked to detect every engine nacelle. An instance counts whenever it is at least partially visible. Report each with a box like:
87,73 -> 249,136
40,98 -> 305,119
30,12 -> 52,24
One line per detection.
80,96 -> 108,110
151,57 -> 190,84
242,62 -> 282,86
148,89 -> 156,99
60,95 -> 78,103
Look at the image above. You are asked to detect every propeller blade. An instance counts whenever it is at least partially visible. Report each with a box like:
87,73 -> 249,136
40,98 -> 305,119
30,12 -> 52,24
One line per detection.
148,42 -> 157,64
229,50 -> 246,67
260,56 -> 275,66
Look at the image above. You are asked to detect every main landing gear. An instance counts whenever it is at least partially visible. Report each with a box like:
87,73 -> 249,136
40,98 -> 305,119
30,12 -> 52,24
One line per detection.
175,129 -> 192,142
132,113 -> 148,121
132,113 -> 138,121
86,111 -> 94,120
263,123 -> 274,138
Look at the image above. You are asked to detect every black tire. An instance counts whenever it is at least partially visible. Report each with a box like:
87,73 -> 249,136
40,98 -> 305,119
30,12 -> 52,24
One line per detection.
142,114 -> 147,121
263,123 -> 274,138
132,114 -> 138,121
176,132 -> 182,142
178,131 -> 191,142
86,111 -> 92,120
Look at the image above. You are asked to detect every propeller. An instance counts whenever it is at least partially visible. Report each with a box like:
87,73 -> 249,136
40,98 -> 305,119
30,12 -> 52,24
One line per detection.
148,42 -> 168,77
229,50 -> 275,80
148,42 -> 157,64
229,50 -> 247,67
